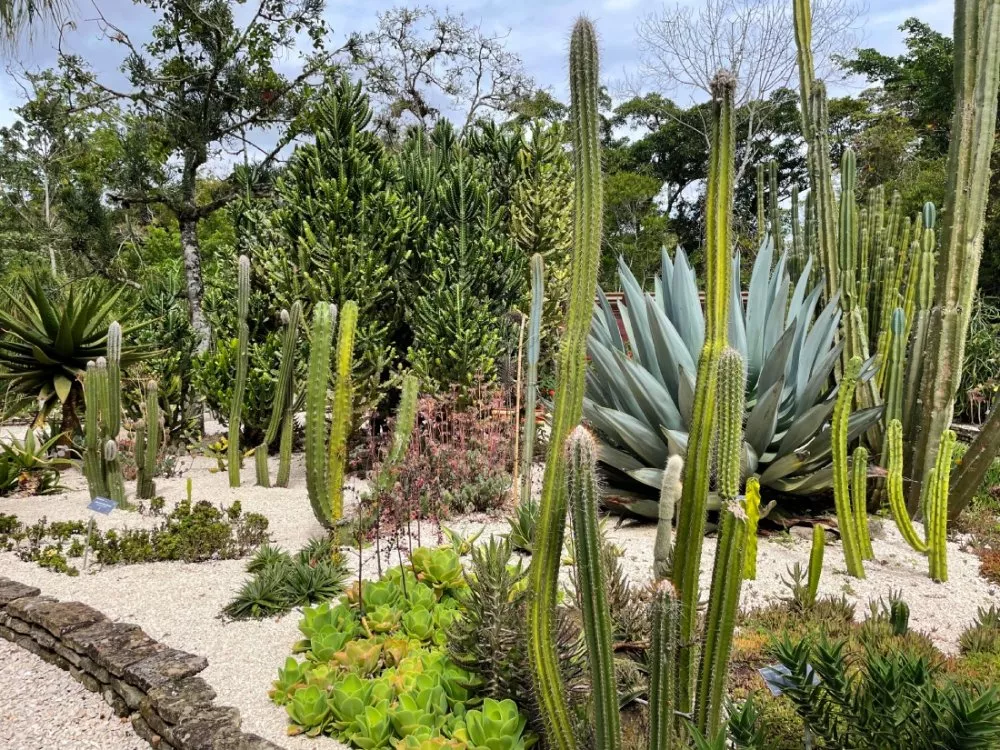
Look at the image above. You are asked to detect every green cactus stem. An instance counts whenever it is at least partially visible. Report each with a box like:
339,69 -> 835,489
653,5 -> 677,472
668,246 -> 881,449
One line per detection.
716,347 -> 746,502
927,430 -> 956,582
306,302 -> 336,528
672,70 -> 735,717
886,419 -> 929,553
106,321 -> 122,439
909,0 -> 1000,516
136,380 -> 160,500
519,254 -> 545,504
832,356 -> 865,578
566,427 -> 620,750
328,300 -> 358,523
768,159 -> 782,253
807,524 -> 825,607
260,302 -> 302,488
756,162 -> 766,245
653,455 -> 683,581
276,409 -> 294,488
387,375 -> 419,467
852,446 -> 873,560
648,579 -> 680,750
527,18 -> 603,750
228,255 -> 251,488
82,360 -> 107,499
890,598 -> 910,636
695,500 -> 748,737
743,477 -> 762,580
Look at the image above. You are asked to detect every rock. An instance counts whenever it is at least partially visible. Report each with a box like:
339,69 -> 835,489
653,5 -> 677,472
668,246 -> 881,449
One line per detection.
0,578 -> 40,605
21,599 -> 106,638
124,648 -> 209,692
84,624 -> 166,677
168,706 -> 243,750
144,676 -> 218,724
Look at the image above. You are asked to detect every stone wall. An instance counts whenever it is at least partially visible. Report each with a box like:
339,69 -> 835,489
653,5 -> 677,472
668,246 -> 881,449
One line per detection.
0,576 -> 282,750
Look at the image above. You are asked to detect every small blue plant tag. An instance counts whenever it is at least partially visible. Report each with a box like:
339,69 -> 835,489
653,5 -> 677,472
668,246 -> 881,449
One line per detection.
87,497 -> 117,515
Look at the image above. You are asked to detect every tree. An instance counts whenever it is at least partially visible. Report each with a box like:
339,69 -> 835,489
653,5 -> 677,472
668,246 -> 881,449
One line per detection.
0,0 -> 65,46
59,0 -> 336,351
635,0 -> 861,186
352,6 -> 533,136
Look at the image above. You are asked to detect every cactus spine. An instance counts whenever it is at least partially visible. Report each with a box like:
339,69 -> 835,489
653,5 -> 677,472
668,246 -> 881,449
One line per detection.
328,300 -> 357,523
228,255 -> 250,488
743,476 -> 762,579
648,580 -> 680,750
566,427 -> 620,750
527,19 -> 603,750
927,430 -> 956,582
672,71 -> 735,716
852,446 -> 873,560
807,524 -> 825,607
306,303 -> 336,528
136,380 -> 160,499
832,356 -> 865,578
716,348 -> 746,502
909,0 -> 1000,515
887,419 -> 929,553
519,254 -> 545,504
653,455 -> 683,581
257,303 -> 301,487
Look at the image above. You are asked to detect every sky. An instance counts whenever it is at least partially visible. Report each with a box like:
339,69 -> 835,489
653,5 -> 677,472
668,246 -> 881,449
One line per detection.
0,0 -> 956,124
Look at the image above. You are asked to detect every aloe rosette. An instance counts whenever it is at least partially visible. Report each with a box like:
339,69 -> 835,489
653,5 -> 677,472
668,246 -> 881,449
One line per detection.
587,239 -> 881,516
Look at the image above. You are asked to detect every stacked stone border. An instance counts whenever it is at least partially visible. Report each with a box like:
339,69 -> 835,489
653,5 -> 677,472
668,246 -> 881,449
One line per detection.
0,576 -> 282,750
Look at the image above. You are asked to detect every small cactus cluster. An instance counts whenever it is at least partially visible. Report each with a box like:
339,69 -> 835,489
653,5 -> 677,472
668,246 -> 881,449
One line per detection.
82,321 -> 126,506
256,302 -> 302,488
304,300 -> 358,528
134,380 -> 161,500
228,255 -> 251,488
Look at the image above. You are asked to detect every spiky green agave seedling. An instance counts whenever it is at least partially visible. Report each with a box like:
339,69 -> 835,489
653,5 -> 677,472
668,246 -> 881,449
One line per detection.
852,446 -> 873,560
136,380 -> 160,499
527,18 -> 603,750
807,524 -> 825,608
257,303 -> 301,487
648,579 -> 680,750
653,455 -> 683,581
743,477 -> 762,580
519,253 -> 545,504
695,500 -> 748,736
228,255 -> 251,488
328,300 -> 358,522
832,356 -> 865,578
306,303 -> 336,528
672,69 -> 735,717
927,429 -> 956,583
566,427 -> 620,750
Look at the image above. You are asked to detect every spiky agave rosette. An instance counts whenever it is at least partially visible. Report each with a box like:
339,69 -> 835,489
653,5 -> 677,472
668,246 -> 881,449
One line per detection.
586,239 -> 882,517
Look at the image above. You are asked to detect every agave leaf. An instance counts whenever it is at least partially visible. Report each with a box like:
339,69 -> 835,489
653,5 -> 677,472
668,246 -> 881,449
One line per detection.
762,271 -> 790,364
618,256 -> 657,371
627,468 -> 665,489
778,399 -> 837,456
596,287 -> 624,352
677,366 -> 696,425
52,375 -> 73,404
617,353 -> 684,432
787,283 -> 823,393
596,440 -> 647,473
588,340 -> 644,416
596,405 -> 668,468
744,239 -> 774,372
768,465 -> 835,493
669,247 -> 704,357
728,253 -> 747,356
787,255 -> 814,323
745,377 -> 784,457
797,342 -> 844,417
645,296 -> 696,394
756,324 -> 796,401
661,427 -> 688,456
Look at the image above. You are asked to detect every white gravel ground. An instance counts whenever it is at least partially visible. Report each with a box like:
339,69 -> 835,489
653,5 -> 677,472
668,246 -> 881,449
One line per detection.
0,637 -> 145,750
1,456 -> 998,749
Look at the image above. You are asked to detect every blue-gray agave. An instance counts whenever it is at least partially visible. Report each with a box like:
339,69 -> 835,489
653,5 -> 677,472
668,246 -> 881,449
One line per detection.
586,241 -> 881,517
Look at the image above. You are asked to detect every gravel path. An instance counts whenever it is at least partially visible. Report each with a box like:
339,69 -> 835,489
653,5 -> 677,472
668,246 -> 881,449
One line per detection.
0,638 -> 144,750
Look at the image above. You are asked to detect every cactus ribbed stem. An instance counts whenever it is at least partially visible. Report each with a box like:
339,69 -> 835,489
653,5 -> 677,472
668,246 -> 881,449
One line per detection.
716,348 -> 746,501
743,477 -> 762,580
82,360 -> 107,499
328,300 -> 357,523
527,19 -> 603,750
807,524 -> 825,607
852,446 -> 873,560
768,159 -> 782,253
928,430 -> 956,582
654,455 -> 683,581
388,375 -> 419,468
276,408 -> 294,488
890,599 -> 910,635
648,579 -> 680,750
136,381 -> 159,499
903,209 -> 937,448
257,302 -> 302,487
306,303 -> 336,528
672,71 -> 734,717
519,254 -> 545,504
106,322 -> 122,439
566,427 -> 620,750
228,255 -> 251,488
695,500 -> 748,736
833,356 -> 865,578
887,419 -> 928,553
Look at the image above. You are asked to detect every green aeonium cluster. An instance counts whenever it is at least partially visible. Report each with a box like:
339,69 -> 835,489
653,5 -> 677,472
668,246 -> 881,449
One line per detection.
271,545 -> 533,750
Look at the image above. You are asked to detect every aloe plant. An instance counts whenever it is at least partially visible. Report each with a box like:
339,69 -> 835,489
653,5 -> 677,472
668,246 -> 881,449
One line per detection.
588,240 -> 881,517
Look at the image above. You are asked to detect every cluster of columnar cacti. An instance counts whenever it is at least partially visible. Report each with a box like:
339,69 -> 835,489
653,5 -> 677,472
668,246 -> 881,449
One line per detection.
256,301 -> 301,488
518,253 -> 544,504
831,356 -> 868,578
526,19 -> 603,750
134,380 -> 160,500
304,300 -> 358,528
82,322 -> 126,506
886,419 -> 955,582
228,255 -> 251,488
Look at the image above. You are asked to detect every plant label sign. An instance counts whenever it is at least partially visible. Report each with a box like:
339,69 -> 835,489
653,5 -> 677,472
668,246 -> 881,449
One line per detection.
87,497 -> 117,515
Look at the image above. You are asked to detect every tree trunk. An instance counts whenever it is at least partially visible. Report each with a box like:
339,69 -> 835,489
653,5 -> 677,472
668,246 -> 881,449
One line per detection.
57,381 -> 82,444
949,403 -> 1000,519
180,215 -> 211,353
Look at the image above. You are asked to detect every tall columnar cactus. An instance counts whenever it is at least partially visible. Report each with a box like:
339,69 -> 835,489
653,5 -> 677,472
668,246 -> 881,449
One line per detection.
648,579 -> 680,750
768,159 -> 782,254
716,347 -> 746,502
257,302 -> 302,488
672,70 -> 735,716
566,427 -> 620,750
228,255 -> 251,488
886,419 -> 928,553
756,162 -> 766,245
903,206 -> 936,451
83,359 -> 108,500
909,0 -> 1000,516
926,430 -> 956,583
135,380 -> 160,500
106,321 -> 122,439
852,446 -> 873,560
807,524 -> 825,607
653,455 -> 683,581
743,477 -> 762,580
790,184 -> 805,279
306,303 -> 336,528
527,18 -> 603,750
519,254 -> 545,504
328,300 -> 358,523
82,320 -> 127,506
832,356 -> 865,578
694,500 -> 748,737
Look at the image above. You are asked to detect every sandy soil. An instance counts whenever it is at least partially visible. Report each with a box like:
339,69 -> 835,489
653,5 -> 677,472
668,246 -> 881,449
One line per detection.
1,456 -> 997,749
